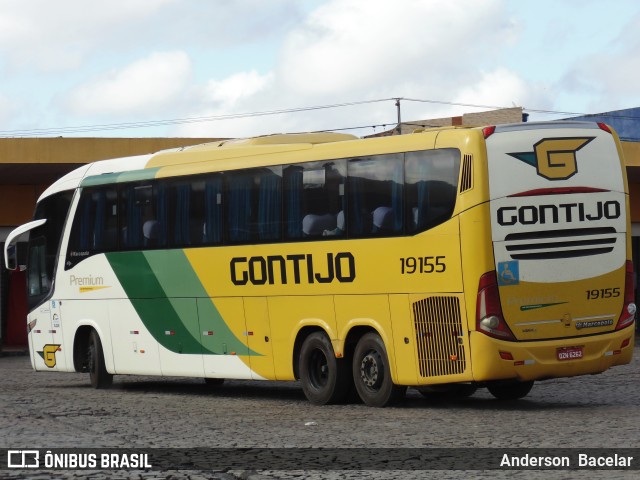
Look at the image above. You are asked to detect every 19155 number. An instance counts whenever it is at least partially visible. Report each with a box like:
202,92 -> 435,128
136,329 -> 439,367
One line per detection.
400,256 -> 446,274
586,288 -> 620,300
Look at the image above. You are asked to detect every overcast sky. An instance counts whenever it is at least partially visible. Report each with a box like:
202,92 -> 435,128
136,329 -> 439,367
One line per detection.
1,0 -> 639,138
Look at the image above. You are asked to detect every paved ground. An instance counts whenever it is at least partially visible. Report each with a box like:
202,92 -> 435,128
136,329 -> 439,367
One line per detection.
1,341 -> 639,479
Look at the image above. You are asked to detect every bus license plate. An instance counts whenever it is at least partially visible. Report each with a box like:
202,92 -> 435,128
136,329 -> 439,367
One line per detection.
557,346 -> 583,361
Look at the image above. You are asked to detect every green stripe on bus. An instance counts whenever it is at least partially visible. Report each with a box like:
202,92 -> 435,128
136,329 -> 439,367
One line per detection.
81,168 -> 161,187
106,250 -> 257,356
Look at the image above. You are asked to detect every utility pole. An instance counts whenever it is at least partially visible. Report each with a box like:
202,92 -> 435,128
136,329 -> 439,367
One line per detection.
395,98 -> 402,135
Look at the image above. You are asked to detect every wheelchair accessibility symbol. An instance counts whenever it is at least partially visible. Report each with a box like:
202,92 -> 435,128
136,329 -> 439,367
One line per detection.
498,261 -> 519,286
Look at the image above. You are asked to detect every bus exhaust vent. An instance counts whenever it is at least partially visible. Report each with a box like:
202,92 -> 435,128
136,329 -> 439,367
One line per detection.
459,154 -> 473,193
413,296 -> 466,378
504,227 -> 617,260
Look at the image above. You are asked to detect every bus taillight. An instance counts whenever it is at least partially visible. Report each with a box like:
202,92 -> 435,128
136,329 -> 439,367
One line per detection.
476,271 -> 516,341
482,126 -> 496,139
616,260 -> 637,330
597,122 -> 612,134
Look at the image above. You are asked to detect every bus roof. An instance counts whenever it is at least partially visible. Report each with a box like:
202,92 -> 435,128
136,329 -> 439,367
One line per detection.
37,121 -> 613,201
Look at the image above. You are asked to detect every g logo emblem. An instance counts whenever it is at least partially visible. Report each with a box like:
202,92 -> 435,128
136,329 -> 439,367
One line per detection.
508,137 -> 594,181
533,137 -> 593,180
38,344 -> 61,368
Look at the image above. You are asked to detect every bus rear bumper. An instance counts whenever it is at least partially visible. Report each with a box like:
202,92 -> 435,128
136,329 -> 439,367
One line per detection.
469,328 -> 635,382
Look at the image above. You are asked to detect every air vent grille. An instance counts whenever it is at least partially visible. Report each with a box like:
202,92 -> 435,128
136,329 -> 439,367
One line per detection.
459,154 -> 473,193
413,296 -> 466,378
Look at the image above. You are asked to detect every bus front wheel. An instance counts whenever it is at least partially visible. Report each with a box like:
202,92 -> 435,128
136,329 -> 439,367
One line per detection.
88,330 -> 113,389
352,333 -> 406,407
487,380 -> 533,400
299,332 -> 350,405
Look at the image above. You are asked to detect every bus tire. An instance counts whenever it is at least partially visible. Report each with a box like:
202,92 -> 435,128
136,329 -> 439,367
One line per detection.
487,380 -> 533,400
299,332 -> 350,405
352,332 -> 406,407
88,330 -> 113,389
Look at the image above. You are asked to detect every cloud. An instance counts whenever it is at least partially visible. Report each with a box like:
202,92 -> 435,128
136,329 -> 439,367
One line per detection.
0,0 -> 177,72
177,0 -> 531,137
205,71 -> 274,108
278,0 -> 515,99
560,11 -> 640,112
64,51 -> 192,117
0,0 -> 309,74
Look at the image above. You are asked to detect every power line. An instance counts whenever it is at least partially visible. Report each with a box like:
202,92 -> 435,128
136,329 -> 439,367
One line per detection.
0,98 -> 395,138
1,96 -> 640,138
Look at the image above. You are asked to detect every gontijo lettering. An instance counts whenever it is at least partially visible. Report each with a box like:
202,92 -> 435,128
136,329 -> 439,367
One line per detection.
230,252 -> 356,285
497,200 -> 620,226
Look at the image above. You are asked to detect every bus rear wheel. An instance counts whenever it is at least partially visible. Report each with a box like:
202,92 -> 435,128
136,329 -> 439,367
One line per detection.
487,380 -> 533,400
88,330 -> 113,389
299,332 -> 350,405
352,333 -> 406,407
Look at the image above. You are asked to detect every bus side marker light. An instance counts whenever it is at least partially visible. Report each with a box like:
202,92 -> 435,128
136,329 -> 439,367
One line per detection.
203,331 -> 214,336
27,320 -> 37,333
604,350 -> 622,357
449,355 -> 458,361
130,330 -> 139,335
499,351 -> 513,360
140,349 -> 145,354
165,330 -> 175,336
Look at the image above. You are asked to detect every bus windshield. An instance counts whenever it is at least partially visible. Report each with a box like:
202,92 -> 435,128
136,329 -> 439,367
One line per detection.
25,191 -> 73,310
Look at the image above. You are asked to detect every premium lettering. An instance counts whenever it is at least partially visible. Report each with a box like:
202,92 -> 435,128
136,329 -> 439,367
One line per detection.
69,274 -> 104,286
230,252 -> 356,286
497,200 -> 620,226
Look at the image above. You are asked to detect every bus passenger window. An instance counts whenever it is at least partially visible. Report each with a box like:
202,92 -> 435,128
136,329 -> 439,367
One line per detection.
348,154 -> 403,237
257,167 -> 282,241
284,160 -> 346,240
66,187 -> 117,267
203,176 -> 223,245
119,183 -> 156,250
405,149 -> 460,233
226,171 -> 253,243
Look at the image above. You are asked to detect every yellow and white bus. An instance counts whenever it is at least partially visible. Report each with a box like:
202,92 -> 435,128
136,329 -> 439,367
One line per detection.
4,121 -> 635,407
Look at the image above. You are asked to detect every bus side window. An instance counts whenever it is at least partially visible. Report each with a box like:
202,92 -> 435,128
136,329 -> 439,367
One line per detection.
120,183 -> 156,250
348,154 -> 403,237
284,160 -> 346,240
257,167 -> 282,242
226,167 -> 282,244
66,187 -> 117,268
405,149 -> 460,233
202,175 -> 223,245
226,170 -> 255,243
